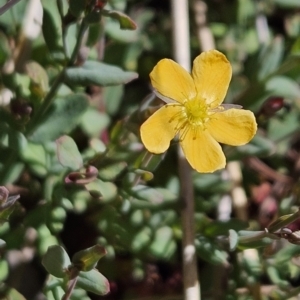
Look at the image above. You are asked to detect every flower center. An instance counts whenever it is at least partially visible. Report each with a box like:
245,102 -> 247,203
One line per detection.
183,98 -> 209,127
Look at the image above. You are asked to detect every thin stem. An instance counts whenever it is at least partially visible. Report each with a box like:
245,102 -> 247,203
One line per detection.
69,19 -> 88,65
178,154 -> 200,300
170,0 -> 200,299
0,0 -> 22,16
132,151 -> 153,186
26,17 -> 88,135
57,0 -> 69,57
25,70 -> 65,135
62,272 -> 79,300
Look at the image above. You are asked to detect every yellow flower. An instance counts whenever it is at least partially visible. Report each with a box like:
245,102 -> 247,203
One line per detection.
140,50 -> 257,173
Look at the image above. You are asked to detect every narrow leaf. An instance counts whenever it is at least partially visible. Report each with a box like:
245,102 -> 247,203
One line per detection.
102,10 -> 137,30
77,269 -> 110,295
65,61 -> 138,87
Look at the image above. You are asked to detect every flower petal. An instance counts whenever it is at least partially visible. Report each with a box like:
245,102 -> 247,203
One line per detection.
140,104 -> 183,154
180,128 -> 226,173
207,109 -> 257,146
150,59 -> 196,104
192,50 -> 232,108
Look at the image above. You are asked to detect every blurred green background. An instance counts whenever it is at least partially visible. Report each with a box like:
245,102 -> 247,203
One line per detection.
1,0 -> 300,299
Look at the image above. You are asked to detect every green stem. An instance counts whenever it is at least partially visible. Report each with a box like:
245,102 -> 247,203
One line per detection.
132,151 -> 153,186
69,19 -> 88,65
57,0 -> 69,58
2,14 -> 89,184
25,70 -> 65,136
26,17 -> 88,136
62,271 -> 79,300
56,0 -> 64,19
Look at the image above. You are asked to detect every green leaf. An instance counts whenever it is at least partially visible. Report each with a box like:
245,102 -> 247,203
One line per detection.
98,161 -> 127,181
80,108 -> 110,137
149,226 -> 176,259
76,269 -> 110,295
131,226 -> 152,252
20,142 -> 47,176
43,276 -> 65,300
0,32 -> 10,67
203,219 -> 248,237
103,85 -> 124,116
87,23 -> 104,47
237,231 -> 273,249
0,239 -> 6,249
131,185 -> 172,204
133,169 -> 154,182
7,129 -> 27,153
266,265 -> 289,288
274,244 -> 300,264
0,194 -> 20,223
268,211 -> 300,232
30,93 -> 88,143
42,245 -> 71,278
25,61 -> 49,96
229,229 -> 239,251
69,0 -> 86,18
258,37 -> 284,80
3,288 -> 26,300
266,76 -> 300,100
193,173 -> 231,193
72,245 -> 106,272
273,0 -> 300,8
267,110 -> 299,141
102,10 -> 137,30
56,135 -> 83,170
65,61 -> 138,87
0,259 -> 8,282
0,0 -> 27,32
85,179 -> 117,202
232,134 -> 275,158
41,0 -> 63,55
196,236 -> 229,265
242,249 -> 263,279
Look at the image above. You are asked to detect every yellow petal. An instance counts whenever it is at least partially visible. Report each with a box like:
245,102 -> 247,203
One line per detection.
140,104 -> 183,154
207,109 -> 257,146
192,50 -> 232,108
180,127 -> 226,173
150,59 -> 196,104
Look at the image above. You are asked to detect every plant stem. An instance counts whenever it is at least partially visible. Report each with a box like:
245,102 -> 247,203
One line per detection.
170,0 -> 200,299
26,17 -> 88,136
69,19 -> 88,65
25,70 -> 65,136
178,154 -> 200,300
132,151 -> 153,186
0,0 -> 22,16
62,271 -> 79,300
57,0 -> 69,58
